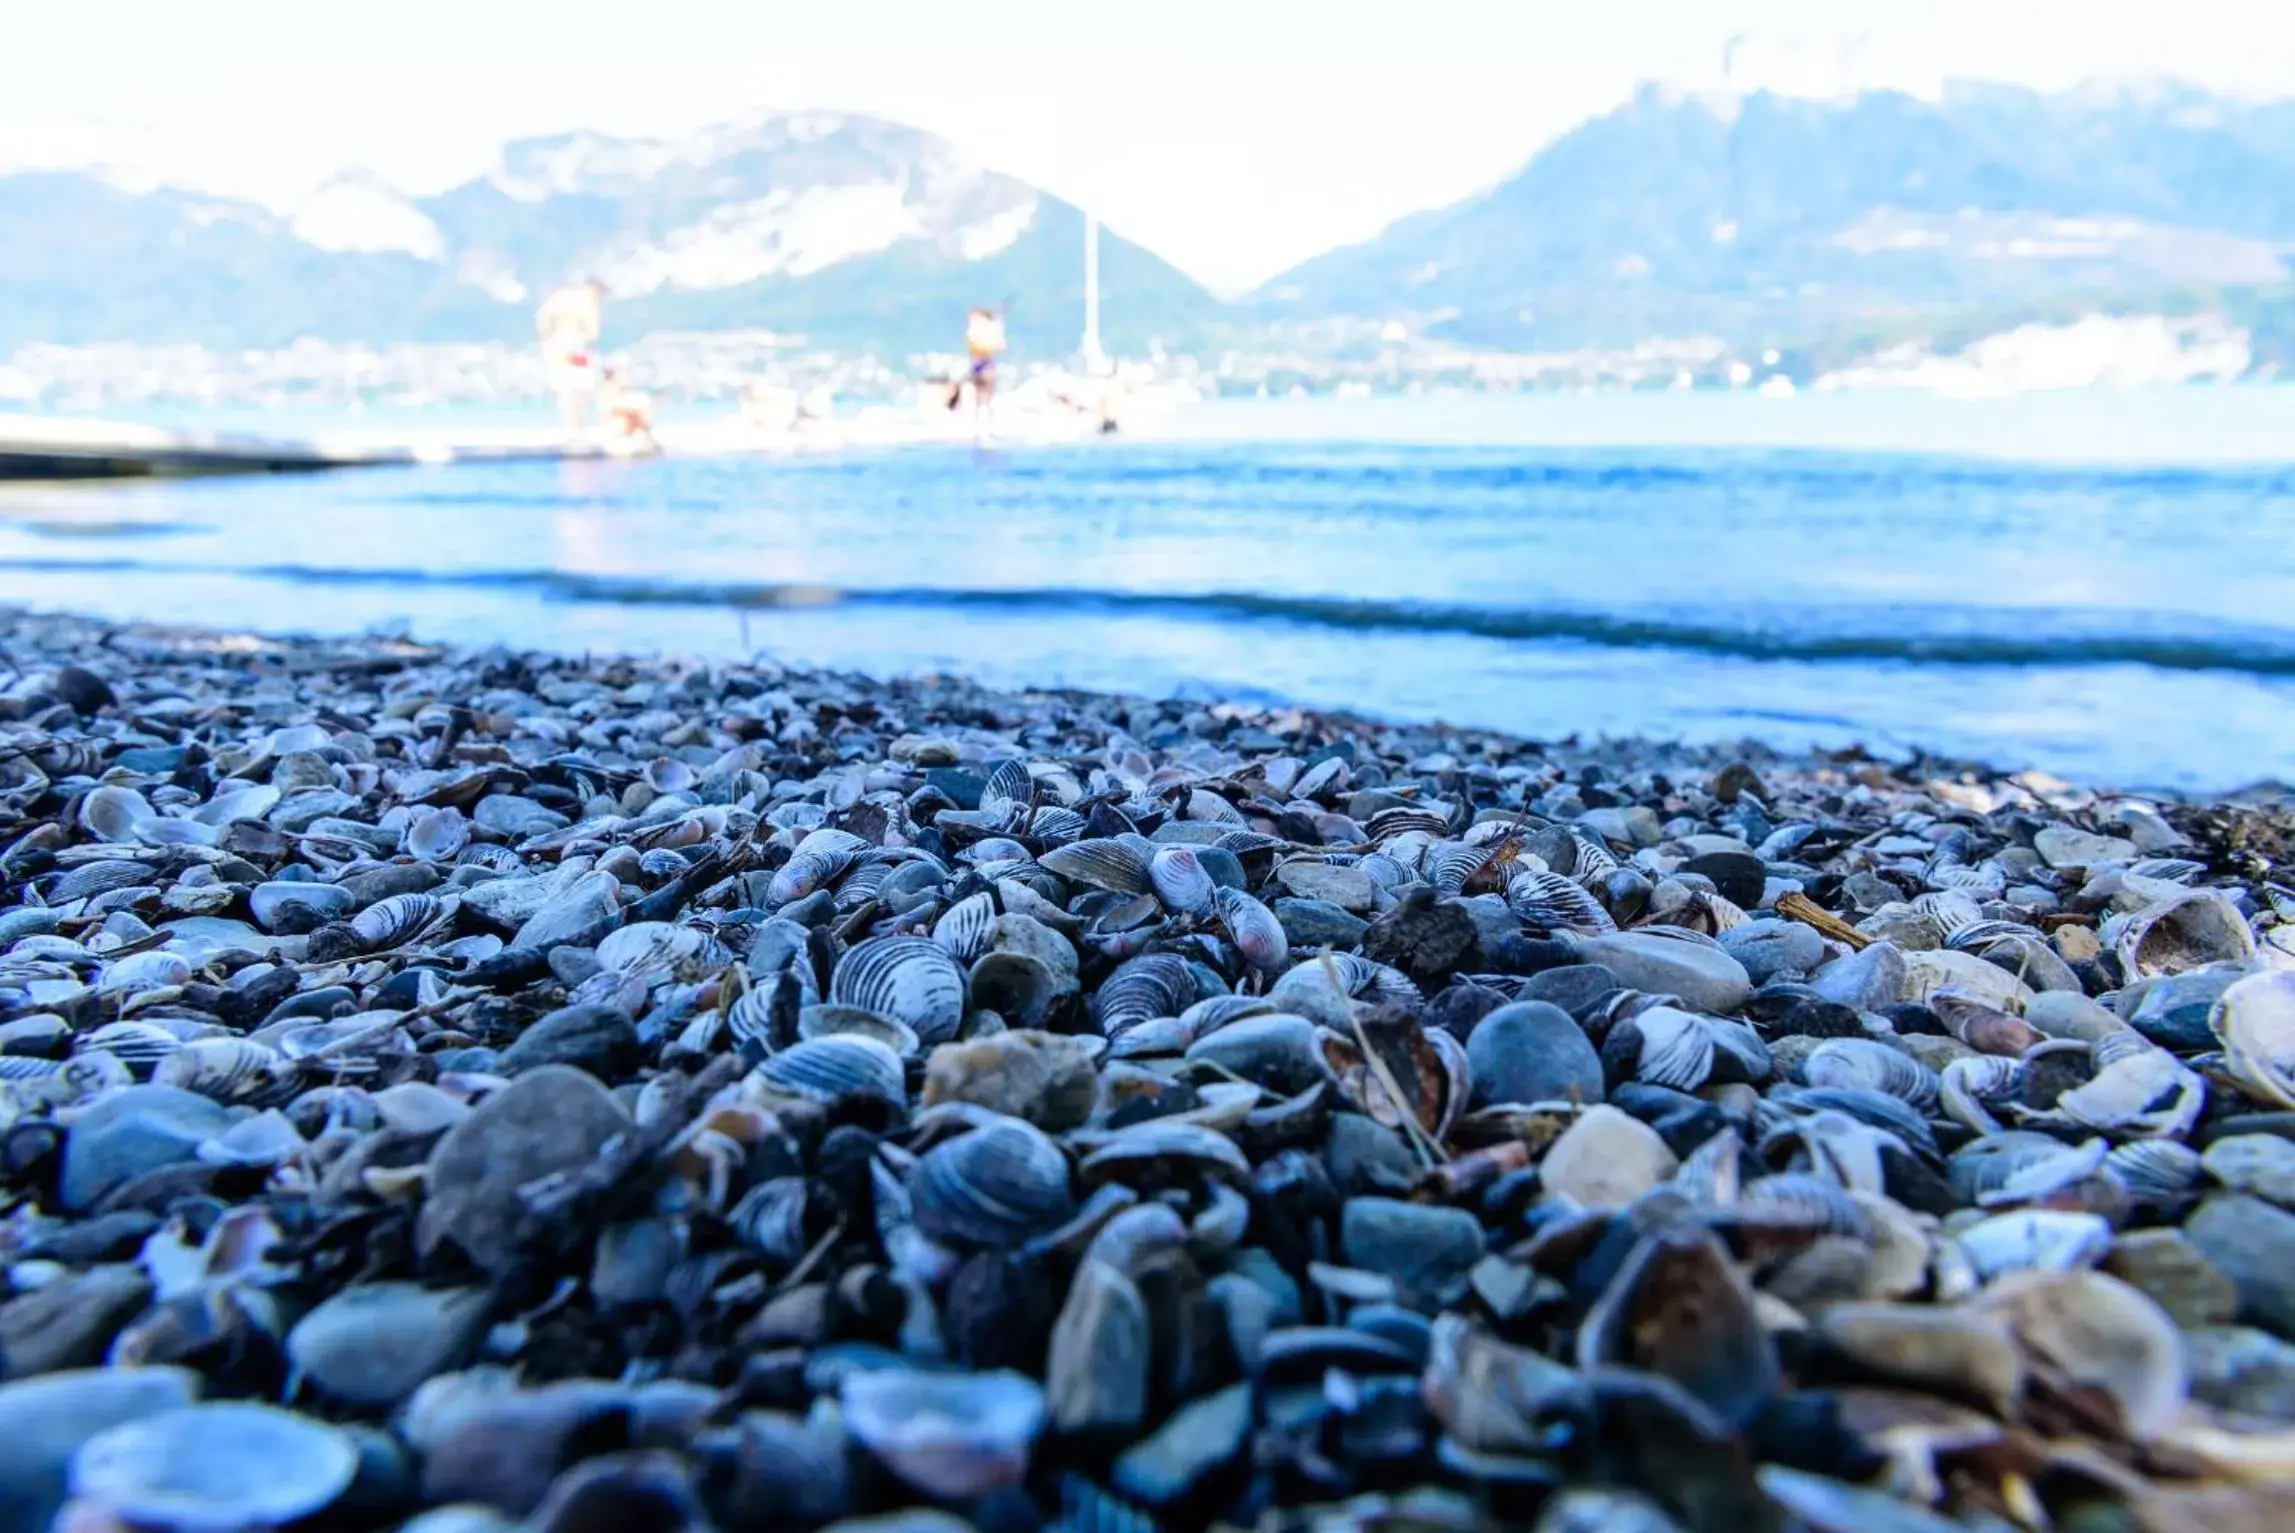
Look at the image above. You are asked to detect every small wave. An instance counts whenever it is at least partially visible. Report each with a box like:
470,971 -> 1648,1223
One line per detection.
5,554 -> 2294,676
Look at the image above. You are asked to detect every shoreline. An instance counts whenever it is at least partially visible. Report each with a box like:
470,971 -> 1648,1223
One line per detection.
3,603 -> 2295,1529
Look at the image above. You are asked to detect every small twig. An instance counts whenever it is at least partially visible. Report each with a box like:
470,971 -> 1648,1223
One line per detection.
1775,890 -> 1871,951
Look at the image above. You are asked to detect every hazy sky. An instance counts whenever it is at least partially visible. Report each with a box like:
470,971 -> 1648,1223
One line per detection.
9,1 -> 2295,291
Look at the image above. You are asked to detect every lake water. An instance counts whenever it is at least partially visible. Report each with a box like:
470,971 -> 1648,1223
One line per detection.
5,390 -> 2295,792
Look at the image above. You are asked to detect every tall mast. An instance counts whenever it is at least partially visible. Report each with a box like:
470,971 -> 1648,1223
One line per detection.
1081,207 -> 1107,373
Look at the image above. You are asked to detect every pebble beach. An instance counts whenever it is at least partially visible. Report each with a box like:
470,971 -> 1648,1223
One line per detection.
4,602 -> 2295,1533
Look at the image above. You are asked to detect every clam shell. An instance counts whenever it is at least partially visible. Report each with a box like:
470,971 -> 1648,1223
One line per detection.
841,1368 -> 1045,1501
70,1402 -> 357,1530
1096,953 -> 1199,1036
1213,886 -> 1288,973
1970,1269 -> 2188,1441
402,806 -> 470,861
830,936 -> 968,1045
96,949 -> 193,995
1606,1006 -> 1770,1091
351,892 -> 444,951
2112,889 -> 2257,980
1147,845 -> 1216,915
932,892 -> 998,965
767,827 -> 869,905
1956,1209 -> 2112,1282
910,1117 -> 1077,1249
1506,869 -> 1615,934
1040,837 -> 1153,895
756,1034 -> 907,1107
153,1036 -> 287,1103
797,1003 -> 921,1053
2106,1139 -> 2205,1206
1939,1055 -> 2023,1135
77,784 -> 157,843
982,757 -> 1035,808
969,951 -> 1059,1029
1802,1038 -> 1939,1110
2213,968 -> 2295,1109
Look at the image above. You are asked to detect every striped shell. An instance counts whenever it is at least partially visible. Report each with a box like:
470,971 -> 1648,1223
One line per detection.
76,1020 -> 185,1076
1939,1055 -> 2023,1135
1096,953 -> 1198,1037
829,936 -> 968,1045
1803,1038 -> 1939,1111
757,1034 -> 908,1107
932,892 -> 998,965
1214,886 -> 1288,973
982,758 -> 1035,809
96,950 -> 192,996
909,1118 -> 1077,1249
1428,842 -> 1498,897
1506,870 -> 1615,934
350,893 -> 443,951
1147,846 -> 1217,916
767,828 -> 870,905
155,1037 -> 287,1103
1039,837 -> 1153,895
1926,860 -> 2007,899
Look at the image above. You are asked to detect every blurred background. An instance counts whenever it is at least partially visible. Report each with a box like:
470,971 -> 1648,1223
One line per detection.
4,1 -> 2294,789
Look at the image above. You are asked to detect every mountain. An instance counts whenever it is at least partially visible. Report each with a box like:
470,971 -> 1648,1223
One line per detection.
0,112 -> 1218,357
1249,80 -> 2295,355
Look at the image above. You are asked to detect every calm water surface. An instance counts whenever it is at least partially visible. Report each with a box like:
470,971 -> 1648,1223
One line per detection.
4,393 -> 2294,791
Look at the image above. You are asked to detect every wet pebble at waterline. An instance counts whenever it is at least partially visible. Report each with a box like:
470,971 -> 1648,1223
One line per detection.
0,607 -> 2293,1531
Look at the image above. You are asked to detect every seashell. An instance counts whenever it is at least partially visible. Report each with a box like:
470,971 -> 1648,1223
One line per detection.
1603,1005 -> 1770,1091
767,827 -> 869,905
403,806 -> 471,861
756,1034 -> 907,1107
1767,1086 -> 1938,1163
982,757 -> 1036,809
77,784 -> 157,843
829,936 -> 968,1045
1926,860 -> 2006,899
1213,886 -> 1288,973
1938,1055 -> 2022,1135
969,950 -> 1059,1029
1506,869 -> 1616,934
1909,888 -> 1987,938
910,1117 -> 1077,1249
1267,953 -> 1421,1027
1976,1135 -> 2109,1208
1079,1120 -> 1253,1184
1147,845 -> 1216,915
2112,889 -> 2257,980
841,1367 -> 1045,1501
1096,953 -> 1199,1037
596,921 -> 727,980
1039,836 -> 1153,895
190,784 -> 281,826
153,1036 -> 287,1103
96,949 -> 193,995
1367,804 -> 1453,842
351,892 -> 444,951
1931,989 -> 2041,1057
2105,1139 -> 2204,1207
1429,841 -> 1499,897
2213,968 -> 2295,1109
1576,1227 -> 1777,1427
2020,1034 -> 2205,1140
1802,1039 -> 1938,1110
727,1176 -> 812,1264
70,1401 -> 358,1529
248,880 -> 357,934
1949,1130 -> 2086,1204
797,1003 -> 920,1054
1956,1208 -> 2112,1281
1969,1269 -> 2188,1441
1734,1172 -> 1872,1239
932,891 -> 997,965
